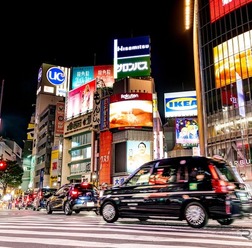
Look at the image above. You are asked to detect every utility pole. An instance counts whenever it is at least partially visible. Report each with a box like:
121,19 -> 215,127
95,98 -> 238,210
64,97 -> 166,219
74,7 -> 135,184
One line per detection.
0,79 -> 4,133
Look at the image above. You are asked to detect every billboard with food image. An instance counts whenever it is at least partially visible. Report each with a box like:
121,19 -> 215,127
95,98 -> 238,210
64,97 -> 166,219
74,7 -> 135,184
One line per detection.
109,93 -> 153,130
214,29 -> 252,88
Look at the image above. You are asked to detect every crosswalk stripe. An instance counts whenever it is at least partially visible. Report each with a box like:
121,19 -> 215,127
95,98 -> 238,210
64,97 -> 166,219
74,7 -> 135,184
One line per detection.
0,216 -> 251,247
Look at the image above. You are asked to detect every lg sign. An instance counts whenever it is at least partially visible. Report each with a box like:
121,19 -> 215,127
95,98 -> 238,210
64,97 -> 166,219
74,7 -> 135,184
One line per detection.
46,67 -> 65,85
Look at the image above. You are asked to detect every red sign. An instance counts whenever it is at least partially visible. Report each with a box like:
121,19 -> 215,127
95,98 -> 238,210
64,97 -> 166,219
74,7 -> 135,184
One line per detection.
210,0 -> 252,23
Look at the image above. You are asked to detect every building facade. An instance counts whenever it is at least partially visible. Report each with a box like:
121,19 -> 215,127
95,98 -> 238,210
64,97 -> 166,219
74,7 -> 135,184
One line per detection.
195,0 -> 252,178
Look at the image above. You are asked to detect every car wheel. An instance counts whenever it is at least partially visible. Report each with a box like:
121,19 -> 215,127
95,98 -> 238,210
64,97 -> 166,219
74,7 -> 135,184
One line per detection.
46,204 -> 52,214
184,202 -> 208,228
217,218 -> 235,225
75,210 -> 80,214
101,202 -> 119,223
64,202 -> 72,215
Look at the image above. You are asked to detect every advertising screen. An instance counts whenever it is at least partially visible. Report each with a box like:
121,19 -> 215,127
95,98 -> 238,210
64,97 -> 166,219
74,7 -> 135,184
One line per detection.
71,66 -> 94,90
164,91 -> 197,118
94,65 -> 114,88
175,117 -> 199,146
127,140 -> 151,174
66,79 -> 96,119
113,36 -> 151,79
214,29 -> 252,88
109,93 -> 153,130
210,0 -> 252,23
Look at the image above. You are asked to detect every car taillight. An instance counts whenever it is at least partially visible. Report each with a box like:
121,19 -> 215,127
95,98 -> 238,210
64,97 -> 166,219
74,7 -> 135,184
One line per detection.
225,196 -> 231,214
211,179 -> 228,193
70,190 -> 79,198
208,163 -> 228,193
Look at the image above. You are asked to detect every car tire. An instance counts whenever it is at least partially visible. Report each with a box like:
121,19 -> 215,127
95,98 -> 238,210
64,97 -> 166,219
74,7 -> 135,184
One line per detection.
46,204 -> 52,214
64,202 -> 73,215
101,202 -> 119,223
217,218 -> 235,225
75,210 -> 80,214
184,202 -> 208,228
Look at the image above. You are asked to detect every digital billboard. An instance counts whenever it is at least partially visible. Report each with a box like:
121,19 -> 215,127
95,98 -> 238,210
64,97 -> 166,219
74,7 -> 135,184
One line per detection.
109,93 -> 153,130
175,117 -> 199,146
71,66 -> 94,90
127,140 -> 151,174
210,0 -> 252,23
214,29 -> 252,88
71,65 -> 114,90
94,65 -> 114,88
113,36 -> 151,79
66,79 -> 96,119
164,91 -> 197,118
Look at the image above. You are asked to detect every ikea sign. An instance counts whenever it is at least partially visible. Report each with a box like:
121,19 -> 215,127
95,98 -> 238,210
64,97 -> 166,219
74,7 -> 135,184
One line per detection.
164,91 -> 197,117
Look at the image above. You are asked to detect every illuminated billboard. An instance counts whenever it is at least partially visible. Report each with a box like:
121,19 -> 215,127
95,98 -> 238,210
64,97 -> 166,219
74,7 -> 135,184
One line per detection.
164,91 -> 197,118
175,117 -> 199,146
127,140 -> 151,174
94,65 -> 114,88
214,29 -> 252,88
113,36 -> 151,79
71,66 -> 94,90
37,63 -> 70,97
66,79 -> 96,119
71,65 -> 114,90
210,0 -> 252,23
109,93 -> 153,130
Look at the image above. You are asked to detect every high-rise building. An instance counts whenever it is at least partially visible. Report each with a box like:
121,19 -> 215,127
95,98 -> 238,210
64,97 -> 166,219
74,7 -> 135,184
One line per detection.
194,0 -> 252,179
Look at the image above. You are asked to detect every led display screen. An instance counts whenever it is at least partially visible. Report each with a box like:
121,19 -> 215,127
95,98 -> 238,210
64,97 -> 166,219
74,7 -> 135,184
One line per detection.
66,80 -> 96,119
213,29 -> 252,88
109,93 -> 153,130
175,117 -> 199,146
210,0 -> 252,23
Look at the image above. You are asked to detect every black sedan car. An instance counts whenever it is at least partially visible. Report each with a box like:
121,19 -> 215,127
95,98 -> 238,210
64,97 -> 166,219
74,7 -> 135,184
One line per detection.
46,182 -> 99,215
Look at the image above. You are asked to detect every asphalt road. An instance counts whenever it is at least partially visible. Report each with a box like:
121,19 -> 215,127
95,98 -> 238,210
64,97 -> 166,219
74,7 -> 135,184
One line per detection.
0,208 -> 251,247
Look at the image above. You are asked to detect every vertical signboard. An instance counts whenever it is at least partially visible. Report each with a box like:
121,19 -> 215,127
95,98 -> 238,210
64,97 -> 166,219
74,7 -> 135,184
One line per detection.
99,130 -> 112,184
54,102 -> 65,135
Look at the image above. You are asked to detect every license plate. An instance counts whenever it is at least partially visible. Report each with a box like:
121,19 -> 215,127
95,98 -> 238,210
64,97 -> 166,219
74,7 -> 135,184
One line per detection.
86,202 -> 94,206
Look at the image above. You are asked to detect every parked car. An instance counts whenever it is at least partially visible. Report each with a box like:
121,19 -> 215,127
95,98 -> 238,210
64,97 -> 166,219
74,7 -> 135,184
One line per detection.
46,182 -> 99,215
99,155 -> 252,228
33,187 -> 57,211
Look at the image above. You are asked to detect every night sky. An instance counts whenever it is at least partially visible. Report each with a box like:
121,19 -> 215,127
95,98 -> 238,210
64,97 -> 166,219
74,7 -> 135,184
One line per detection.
0,1 -> 194,147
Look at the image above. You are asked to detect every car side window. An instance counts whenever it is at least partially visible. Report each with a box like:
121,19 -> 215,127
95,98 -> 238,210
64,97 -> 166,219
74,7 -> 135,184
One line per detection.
126,167 -> 153,186
150,165 -> 178,185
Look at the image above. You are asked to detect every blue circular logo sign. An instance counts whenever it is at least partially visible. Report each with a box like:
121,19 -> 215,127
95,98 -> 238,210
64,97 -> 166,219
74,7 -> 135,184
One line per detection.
46,67 -> 65,85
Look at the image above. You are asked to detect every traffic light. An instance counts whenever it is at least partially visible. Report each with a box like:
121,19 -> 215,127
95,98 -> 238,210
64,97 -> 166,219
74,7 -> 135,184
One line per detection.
0,160 -> 7,171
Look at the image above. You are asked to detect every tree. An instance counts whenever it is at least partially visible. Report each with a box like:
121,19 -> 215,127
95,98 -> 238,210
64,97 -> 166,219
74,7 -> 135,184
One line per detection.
0,160 -> 24,195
